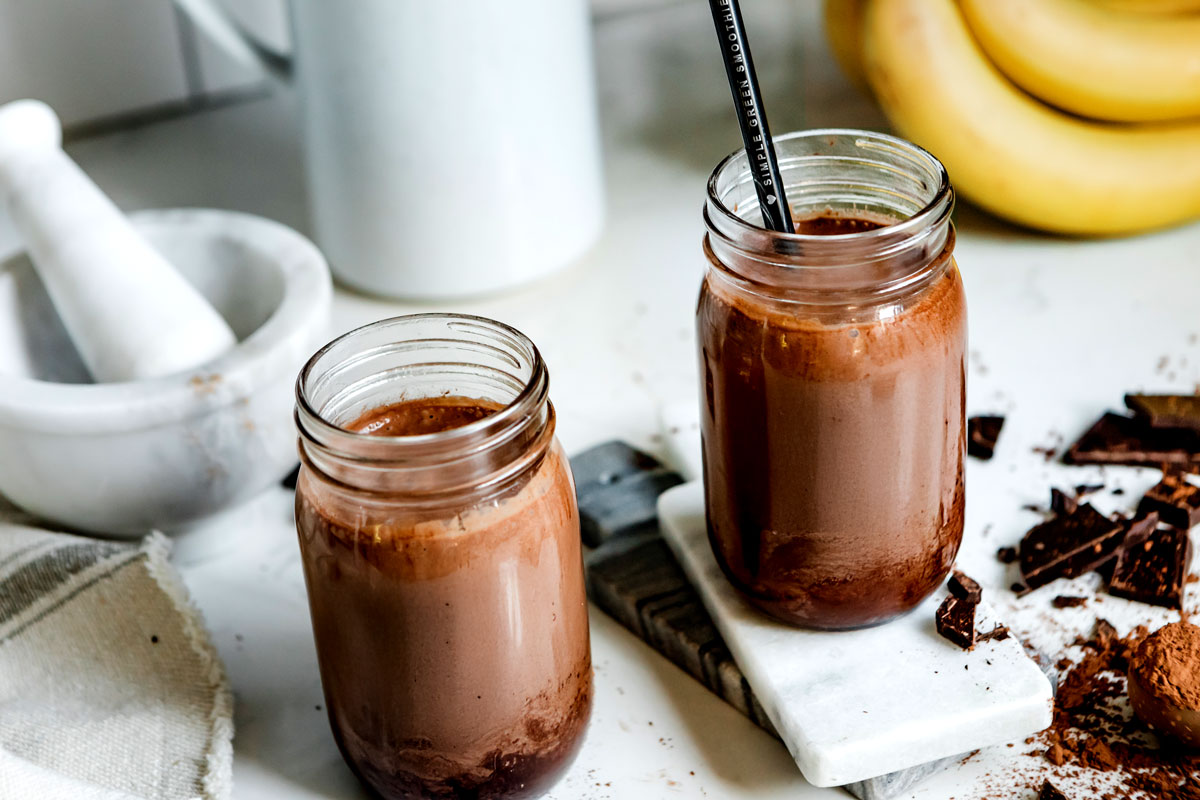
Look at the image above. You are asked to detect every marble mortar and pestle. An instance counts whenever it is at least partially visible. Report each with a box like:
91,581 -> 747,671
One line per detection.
0,99 -> 332,536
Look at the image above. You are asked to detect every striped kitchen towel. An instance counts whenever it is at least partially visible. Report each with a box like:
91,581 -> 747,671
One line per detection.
0,518 -> 232,800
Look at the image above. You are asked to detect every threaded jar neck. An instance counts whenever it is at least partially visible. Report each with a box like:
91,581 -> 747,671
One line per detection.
704,129 -> 955,304
295,314 -> 552,500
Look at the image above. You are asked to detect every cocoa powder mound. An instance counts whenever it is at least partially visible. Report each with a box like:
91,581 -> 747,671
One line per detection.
1130,622 -> 1200,712
1031,619 -> 1200,799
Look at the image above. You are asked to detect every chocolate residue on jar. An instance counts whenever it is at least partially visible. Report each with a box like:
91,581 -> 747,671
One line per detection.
348,396 -> 502,436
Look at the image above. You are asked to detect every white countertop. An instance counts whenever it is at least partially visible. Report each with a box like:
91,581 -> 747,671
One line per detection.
14,1 -> 1200,798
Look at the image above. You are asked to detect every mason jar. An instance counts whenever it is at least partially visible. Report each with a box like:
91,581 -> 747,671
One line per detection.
294,314 -> 591,799
698,129 -> 967,630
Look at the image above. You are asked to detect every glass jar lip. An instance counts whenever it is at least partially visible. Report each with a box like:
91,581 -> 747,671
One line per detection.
294,313 -> 549,455
706,128 -> 953,248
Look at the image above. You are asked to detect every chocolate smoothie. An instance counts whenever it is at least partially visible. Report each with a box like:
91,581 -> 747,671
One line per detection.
698,213 -> 967,629
295,397 -> 591,799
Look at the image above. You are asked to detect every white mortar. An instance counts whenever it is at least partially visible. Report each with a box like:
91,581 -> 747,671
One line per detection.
0,208 -> 331,536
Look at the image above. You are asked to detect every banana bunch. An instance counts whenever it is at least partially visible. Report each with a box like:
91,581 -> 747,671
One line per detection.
824,0 -> 1200,235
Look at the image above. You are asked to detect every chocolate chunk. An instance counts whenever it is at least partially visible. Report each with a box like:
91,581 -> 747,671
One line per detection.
1052,595 -> 1088,609
1019,504 -> 1126,590
948,570 -> 982,603
996,546 -> 1018,564
1038,779 -> 1070,800
1063,412 -> 1200,469
935,595 -> 976,650
281,464 -> 300,490
1125,393 -> 1200,433
1137,471 -> 1200,531
967,415 -> 1005,460
1109,516 -> 1191,609
1074,483 -> 1104,498
1050,487 -> 1077,517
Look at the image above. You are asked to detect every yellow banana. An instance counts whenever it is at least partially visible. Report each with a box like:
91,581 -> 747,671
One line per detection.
822,0 -> 870,93
960,0 -> 1200,123
861,0 -> 1200,235
1091,0 -> 1200,14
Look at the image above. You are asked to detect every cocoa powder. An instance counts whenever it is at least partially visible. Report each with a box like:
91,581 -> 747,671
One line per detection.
1130,622 -> 1200,712
1030,619 -> 1200,799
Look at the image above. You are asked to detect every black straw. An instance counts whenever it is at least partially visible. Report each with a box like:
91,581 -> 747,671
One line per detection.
707,0 -> 794,233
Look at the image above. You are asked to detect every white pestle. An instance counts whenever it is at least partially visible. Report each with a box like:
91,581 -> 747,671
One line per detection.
0,99 -> 237,382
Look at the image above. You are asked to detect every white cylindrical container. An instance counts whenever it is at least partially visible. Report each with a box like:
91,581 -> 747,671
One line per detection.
292,0 -> 605,298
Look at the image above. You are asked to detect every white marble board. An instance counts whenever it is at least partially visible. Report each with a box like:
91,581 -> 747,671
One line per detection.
657,481 -> 1054,788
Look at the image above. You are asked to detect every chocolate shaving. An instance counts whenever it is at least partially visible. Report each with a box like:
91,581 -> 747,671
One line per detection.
1052,595 -> 1088,609
968,415 -> 1005,461
997,546 -> 1019,564
978,624 -> 1010,643
1092,618 -> 1121,653
1033,445 -> 1059,462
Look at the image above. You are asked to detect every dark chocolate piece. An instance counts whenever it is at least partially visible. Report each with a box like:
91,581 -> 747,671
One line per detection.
281,464 -> 300,490
1063,412 -> 1200,469
996,546 -> 1018,564
948,570 -> 982,603
1074,483 -> 1104,498
1050,487 -> 1077,517
1038,779 -> 1069,800
1137,471 -> 1200,531
967,415 -> 1005,460
1019,504 -> 1126,590
1108,516 -> 1191,609
1125,393 -> 1200,433
1052,595 -> 1087,609
935,595 -> 976,650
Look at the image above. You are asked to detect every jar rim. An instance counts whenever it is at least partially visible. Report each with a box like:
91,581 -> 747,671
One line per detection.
706,128 -> 953,257
294,313 -> 549,463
